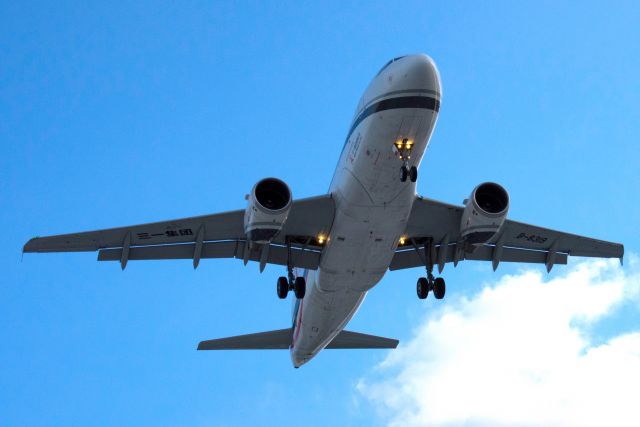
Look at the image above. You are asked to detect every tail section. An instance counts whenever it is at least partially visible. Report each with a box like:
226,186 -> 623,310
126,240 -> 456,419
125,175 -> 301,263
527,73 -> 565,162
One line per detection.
197,328 -> 397,350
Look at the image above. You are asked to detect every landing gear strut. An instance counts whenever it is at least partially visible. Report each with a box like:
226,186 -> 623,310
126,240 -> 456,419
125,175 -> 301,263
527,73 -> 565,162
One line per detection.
276,238 -> 306,299
414,237 -> 446,300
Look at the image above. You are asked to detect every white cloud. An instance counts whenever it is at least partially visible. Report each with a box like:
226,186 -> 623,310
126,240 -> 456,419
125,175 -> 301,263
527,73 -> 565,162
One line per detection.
358,258 -> 640,427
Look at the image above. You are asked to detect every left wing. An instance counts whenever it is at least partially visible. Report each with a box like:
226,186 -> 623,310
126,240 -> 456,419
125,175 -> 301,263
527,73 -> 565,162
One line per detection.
392,196 -> 624,271
23,195 -> 335,270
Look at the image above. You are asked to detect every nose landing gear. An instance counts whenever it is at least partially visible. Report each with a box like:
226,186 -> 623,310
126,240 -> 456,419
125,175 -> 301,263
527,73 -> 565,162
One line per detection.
395,139 -> 418,183
400,165 -> 418,183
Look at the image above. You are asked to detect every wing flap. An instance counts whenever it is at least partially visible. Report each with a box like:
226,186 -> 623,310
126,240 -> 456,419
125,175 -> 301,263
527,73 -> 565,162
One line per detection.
197,328 -> 293,350
467,246 -> 568,264
98,241 -> 239,261
326,330 -> 399,349
390,245 -> 568,270
97,241 -> 322,269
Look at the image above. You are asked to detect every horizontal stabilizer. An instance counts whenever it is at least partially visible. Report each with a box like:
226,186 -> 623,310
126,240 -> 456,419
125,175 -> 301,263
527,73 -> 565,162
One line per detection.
197,328 -> 292,350
327,330 -> 399,349
197,328 -> 398,351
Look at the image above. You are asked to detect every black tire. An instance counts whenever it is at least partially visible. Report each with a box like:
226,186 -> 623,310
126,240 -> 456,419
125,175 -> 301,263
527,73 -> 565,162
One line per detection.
277,276 -> 289,299
417,277 -> 429,299
294,276 -> 306,299
400,166 -> 408,182
409,166 -> 418,182
433,277 -> 446,299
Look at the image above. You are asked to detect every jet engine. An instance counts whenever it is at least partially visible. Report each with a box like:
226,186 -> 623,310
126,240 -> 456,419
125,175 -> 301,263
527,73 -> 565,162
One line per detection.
244,178 -> 292,244
460,182 -> 509,245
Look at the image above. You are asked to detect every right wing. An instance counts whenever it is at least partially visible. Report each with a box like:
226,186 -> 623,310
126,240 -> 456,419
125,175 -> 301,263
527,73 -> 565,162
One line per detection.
23,195 -> 335,270
392,196 -> 623,271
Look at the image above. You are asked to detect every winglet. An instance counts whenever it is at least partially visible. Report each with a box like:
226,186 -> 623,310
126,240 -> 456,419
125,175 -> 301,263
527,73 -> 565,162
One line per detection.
23,237 -> 38,253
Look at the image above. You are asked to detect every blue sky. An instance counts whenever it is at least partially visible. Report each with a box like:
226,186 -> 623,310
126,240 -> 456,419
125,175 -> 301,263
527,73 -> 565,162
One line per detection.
2,1 -> 639,426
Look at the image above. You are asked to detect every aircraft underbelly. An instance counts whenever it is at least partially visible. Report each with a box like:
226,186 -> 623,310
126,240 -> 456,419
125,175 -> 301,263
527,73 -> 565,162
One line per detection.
291,107 -> 437,366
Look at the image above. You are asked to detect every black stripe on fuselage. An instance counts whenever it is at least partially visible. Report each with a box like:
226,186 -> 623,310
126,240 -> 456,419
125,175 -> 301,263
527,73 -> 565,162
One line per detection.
345,95 -> 440,143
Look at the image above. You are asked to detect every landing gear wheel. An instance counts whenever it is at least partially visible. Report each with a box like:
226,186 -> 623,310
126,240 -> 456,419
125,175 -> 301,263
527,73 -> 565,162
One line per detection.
400,166 -> 409,182
433,277 -> 446,299
277,276 -> 289,299
294,276 -> 306,299
417,277 -> 429,299
409,166 -> 418,182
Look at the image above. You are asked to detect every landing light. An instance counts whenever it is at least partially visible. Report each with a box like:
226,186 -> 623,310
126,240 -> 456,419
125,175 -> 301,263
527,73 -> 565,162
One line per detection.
317,234 -> 326,245
395,139 -> 413,151
399,236 -> 406,245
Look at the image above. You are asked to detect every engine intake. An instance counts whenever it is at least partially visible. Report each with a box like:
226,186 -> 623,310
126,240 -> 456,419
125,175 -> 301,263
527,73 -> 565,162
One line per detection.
244,178 -> 292,243
460,182 -> 509,245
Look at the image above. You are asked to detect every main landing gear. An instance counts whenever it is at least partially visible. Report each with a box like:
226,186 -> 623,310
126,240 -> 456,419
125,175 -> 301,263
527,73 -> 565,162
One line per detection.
276,275 -> 306,299
416,276 -> 445,300
276,238 -> 306,299
395,138 -> 417,183
414,237 -> 446,300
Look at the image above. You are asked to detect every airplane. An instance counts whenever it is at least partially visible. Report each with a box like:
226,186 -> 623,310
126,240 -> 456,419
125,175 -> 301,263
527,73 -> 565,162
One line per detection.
23,54 -> 624,368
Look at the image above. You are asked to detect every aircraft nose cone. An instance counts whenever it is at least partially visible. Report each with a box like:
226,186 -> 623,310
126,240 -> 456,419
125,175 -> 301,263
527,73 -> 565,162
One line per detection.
362,54 -> 442,108
396,54 -> 441,95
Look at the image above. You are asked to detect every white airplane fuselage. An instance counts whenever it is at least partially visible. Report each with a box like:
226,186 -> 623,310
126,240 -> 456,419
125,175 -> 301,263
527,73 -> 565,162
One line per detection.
291,55 -> 441,367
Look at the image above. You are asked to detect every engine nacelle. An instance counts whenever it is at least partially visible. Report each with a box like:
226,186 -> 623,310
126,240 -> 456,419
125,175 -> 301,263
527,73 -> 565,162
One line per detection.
244,178 -> 292,244
460,182 -> 509,245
